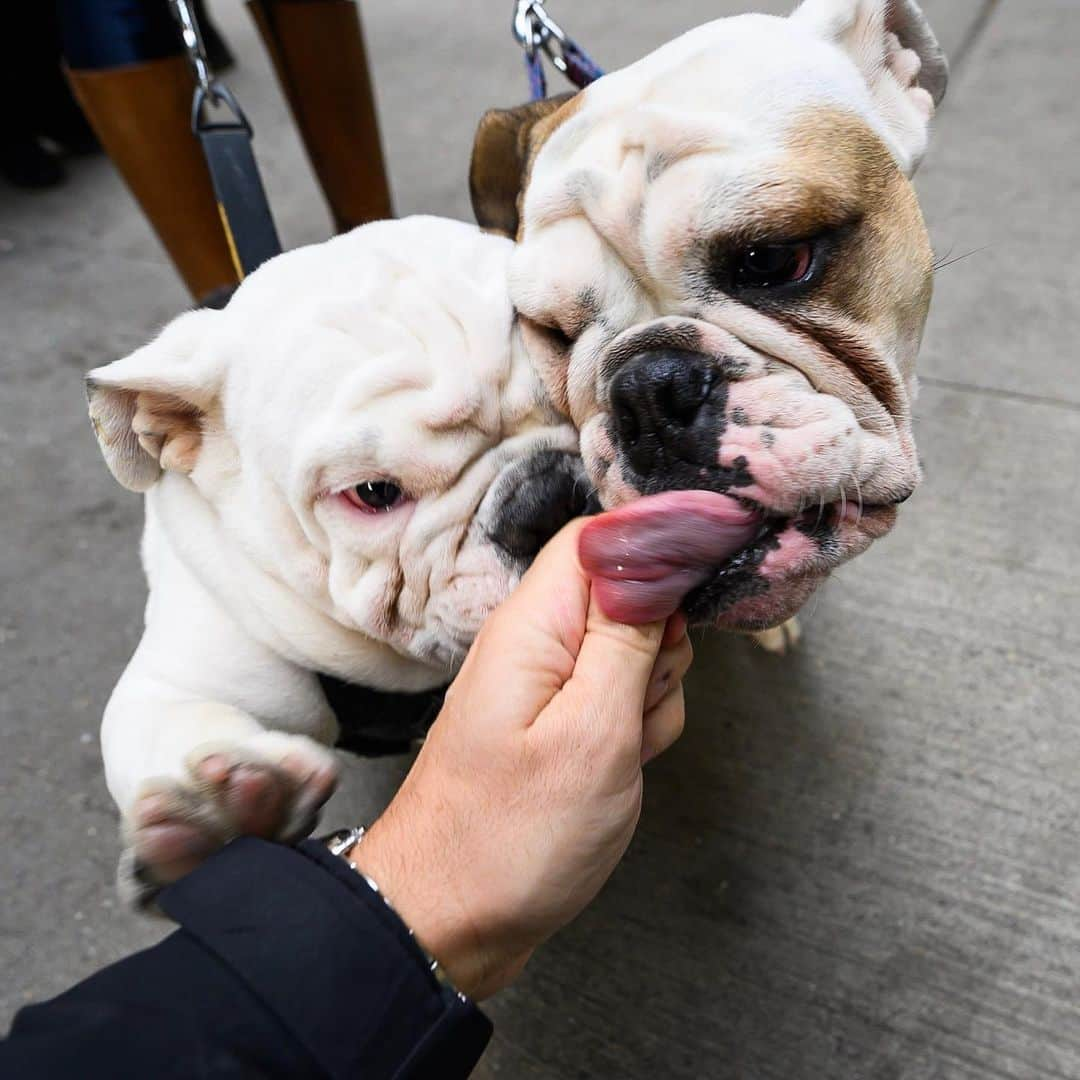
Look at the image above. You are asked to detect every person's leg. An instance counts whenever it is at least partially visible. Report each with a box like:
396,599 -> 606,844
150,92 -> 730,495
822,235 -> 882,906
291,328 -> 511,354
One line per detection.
193,0 -> 235,73
58,0 -> 240,302
0,8 -> 66,188
248,0 -> 392,232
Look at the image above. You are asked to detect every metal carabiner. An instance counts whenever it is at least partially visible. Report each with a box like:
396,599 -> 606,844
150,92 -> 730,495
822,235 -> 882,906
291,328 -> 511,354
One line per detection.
512,0 -> 544,60
512,0 -> 604,98
512,1 -> 572,72
528,2 -> 570,74
170,0 -> 215,98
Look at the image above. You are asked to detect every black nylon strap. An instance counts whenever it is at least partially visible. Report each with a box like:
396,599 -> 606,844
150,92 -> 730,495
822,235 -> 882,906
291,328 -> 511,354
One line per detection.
193,83 -> 282,278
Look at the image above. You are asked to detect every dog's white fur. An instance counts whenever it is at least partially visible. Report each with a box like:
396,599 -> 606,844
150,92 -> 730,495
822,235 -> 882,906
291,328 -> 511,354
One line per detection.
87,217 -> 578,895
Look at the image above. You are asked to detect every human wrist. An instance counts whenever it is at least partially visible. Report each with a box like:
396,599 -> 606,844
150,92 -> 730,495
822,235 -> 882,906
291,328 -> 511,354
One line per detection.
346,813 -> 527,1000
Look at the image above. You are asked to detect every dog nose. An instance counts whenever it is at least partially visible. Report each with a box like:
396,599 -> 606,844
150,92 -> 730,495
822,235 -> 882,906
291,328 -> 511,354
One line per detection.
609,350 -> 715,477
486,450 -> 600,562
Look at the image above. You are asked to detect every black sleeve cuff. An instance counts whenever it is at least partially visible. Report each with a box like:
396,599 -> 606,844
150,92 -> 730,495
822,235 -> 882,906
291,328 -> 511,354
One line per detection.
158,836 -> 492,1080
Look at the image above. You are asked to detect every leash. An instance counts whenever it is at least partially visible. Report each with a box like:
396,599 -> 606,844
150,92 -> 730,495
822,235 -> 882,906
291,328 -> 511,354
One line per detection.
512,1 -> 604,100
170,0 -> 283,280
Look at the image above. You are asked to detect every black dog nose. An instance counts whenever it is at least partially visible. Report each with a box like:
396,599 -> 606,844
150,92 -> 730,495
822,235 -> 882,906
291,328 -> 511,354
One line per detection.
609,350 -> 715,477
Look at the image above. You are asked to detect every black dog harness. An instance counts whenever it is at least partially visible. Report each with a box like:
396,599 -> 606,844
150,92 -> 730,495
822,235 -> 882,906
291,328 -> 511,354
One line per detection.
317,674 -> 446,758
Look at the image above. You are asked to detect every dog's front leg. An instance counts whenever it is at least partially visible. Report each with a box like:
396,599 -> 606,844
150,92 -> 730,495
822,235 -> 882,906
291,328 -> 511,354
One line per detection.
105,694 -> 339,908
102,589 -> 341,909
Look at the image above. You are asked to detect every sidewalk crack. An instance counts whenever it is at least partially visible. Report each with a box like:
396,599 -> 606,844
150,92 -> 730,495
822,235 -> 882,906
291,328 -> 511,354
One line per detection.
920,375 -> 1080,414
952,0 -> 1004,72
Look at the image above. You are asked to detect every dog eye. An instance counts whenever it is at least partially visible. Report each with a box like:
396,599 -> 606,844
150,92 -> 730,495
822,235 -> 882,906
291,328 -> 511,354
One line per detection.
344,480 -> 404,513
732,241 -> 815,290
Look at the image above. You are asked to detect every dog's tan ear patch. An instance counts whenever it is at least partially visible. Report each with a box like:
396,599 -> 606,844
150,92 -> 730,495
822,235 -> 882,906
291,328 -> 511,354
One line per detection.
469,93 -> 577,238
86,308 -> 223,492
791,0 -> 947,174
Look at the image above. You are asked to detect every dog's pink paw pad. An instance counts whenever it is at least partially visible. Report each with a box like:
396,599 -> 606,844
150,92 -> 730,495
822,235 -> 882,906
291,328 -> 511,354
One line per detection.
124,789 -> 227,902
218,764 -> 291,836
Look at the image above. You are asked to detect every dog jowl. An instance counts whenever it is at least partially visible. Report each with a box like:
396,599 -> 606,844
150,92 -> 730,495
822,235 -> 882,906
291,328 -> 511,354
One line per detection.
471,0 -> 947,631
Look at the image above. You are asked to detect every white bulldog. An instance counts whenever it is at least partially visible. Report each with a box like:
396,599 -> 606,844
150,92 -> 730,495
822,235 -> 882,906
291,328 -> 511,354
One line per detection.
86,216 -> 585,903
471,0 -> 947,639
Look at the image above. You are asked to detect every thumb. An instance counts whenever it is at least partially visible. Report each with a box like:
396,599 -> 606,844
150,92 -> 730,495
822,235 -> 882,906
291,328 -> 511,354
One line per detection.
572,586 -> 665,712
485,518 -> 664,712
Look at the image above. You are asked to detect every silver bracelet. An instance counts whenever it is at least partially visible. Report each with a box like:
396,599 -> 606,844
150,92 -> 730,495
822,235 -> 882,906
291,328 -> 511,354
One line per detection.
320,827 -> 464,999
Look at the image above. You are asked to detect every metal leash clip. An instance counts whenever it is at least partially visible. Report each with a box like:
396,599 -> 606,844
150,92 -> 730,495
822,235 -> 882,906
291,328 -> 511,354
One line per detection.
513,0 -> 569,74
512,0 -> 604,100
169,0 -> 282,280
171,0 -> 216,103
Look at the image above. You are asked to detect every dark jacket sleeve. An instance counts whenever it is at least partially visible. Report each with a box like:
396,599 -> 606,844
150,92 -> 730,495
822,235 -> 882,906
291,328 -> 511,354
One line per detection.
0,837 -> 491,1079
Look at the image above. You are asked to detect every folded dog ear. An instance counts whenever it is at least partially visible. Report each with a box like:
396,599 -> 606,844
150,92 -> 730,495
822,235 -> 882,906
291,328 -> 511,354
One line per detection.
469,92 -> 576,238
86,308 -> 223,492
791,0 -> 948,173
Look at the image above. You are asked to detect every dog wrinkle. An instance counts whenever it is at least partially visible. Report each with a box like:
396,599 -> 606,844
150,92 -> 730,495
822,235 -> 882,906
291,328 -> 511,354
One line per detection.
599,322 -> 705,385
374,559 -> 407,642
777,313 -> 904,417
426,391 -> 488,434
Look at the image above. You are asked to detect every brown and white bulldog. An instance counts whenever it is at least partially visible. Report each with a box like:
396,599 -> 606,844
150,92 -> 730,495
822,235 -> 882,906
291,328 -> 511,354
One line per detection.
470,0 -> 947,638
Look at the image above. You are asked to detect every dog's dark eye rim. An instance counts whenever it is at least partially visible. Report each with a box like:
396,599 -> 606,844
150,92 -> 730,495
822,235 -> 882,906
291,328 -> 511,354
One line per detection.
734,241 -> 815,289
344,479 -> 405,513
714,225 -> 850,296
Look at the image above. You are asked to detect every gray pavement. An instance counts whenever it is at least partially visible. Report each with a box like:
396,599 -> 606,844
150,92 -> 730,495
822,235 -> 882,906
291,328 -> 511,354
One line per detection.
2,1 -> 1078,1077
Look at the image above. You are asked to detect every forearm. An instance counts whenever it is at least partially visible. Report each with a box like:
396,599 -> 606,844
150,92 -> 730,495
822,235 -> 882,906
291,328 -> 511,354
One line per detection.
1,839 -> 491,1080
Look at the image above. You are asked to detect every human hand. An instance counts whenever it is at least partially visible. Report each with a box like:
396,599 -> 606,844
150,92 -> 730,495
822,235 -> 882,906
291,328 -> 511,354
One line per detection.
350,519 -> 692,999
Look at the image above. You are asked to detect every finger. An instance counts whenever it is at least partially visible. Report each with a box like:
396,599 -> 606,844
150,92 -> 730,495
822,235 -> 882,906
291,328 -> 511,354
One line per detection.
481,518 -> 592,662
643,634 -> 694,712
662,611 -> 688,649
572,585 -> 665,718
641,683 -> 686,765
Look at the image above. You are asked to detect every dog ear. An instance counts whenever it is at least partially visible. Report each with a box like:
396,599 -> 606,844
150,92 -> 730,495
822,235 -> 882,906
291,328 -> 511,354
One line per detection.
791,0 -> 948,173
469,93 -> 576,237
86,308 -> 223,492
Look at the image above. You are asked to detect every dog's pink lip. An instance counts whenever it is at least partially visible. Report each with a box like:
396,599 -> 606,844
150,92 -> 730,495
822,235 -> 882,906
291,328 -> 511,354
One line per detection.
579,491 -> 764,625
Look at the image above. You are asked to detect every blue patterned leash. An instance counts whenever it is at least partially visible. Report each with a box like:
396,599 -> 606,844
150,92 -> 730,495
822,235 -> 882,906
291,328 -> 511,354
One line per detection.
513,1 -> 605,100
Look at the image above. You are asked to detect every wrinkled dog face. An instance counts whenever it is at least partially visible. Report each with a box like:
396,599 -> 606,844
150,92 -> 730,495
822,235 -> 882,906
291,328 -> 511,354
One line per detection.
472,0 -> 946,631
88,217 -> 585,671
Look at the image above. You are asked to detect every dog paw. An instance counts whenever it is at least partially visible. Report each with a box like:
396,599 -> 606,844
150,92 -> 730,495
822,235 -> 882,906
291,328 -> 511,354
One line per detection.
119,733 -> 339,910
750,616 -> 802,655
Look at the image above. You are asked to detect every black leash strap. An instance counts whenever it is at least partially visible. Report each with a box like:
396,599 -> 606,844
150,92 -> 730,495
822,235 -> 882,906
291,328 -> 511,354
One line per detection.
170,0 -> 282,279
193,84 -> 283,277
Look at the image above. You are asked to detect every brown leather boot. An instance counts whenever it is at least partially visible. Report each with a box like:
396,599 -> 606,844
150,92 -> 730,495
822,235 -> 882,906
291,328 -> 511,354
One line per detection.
66,56 -> 240,302
248,0 -> 392,232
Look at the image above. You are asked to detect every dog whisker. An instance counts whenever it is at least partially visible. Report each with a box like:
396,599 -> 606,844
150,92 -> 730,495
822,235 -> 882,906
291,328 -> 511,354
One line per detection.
931,245 -> 989,274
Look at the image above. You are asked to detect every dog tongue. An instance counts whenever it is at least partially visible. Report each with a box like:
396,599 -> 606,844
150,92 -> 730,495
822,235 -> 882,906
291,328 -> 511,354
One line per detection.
579,491 -> 762,625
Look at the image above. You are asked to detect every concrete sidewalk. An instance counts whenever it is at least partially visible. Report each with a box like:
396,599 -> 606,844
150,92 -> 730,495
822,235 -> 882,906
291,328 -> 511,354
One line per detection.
2,1 -> 1077,1076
